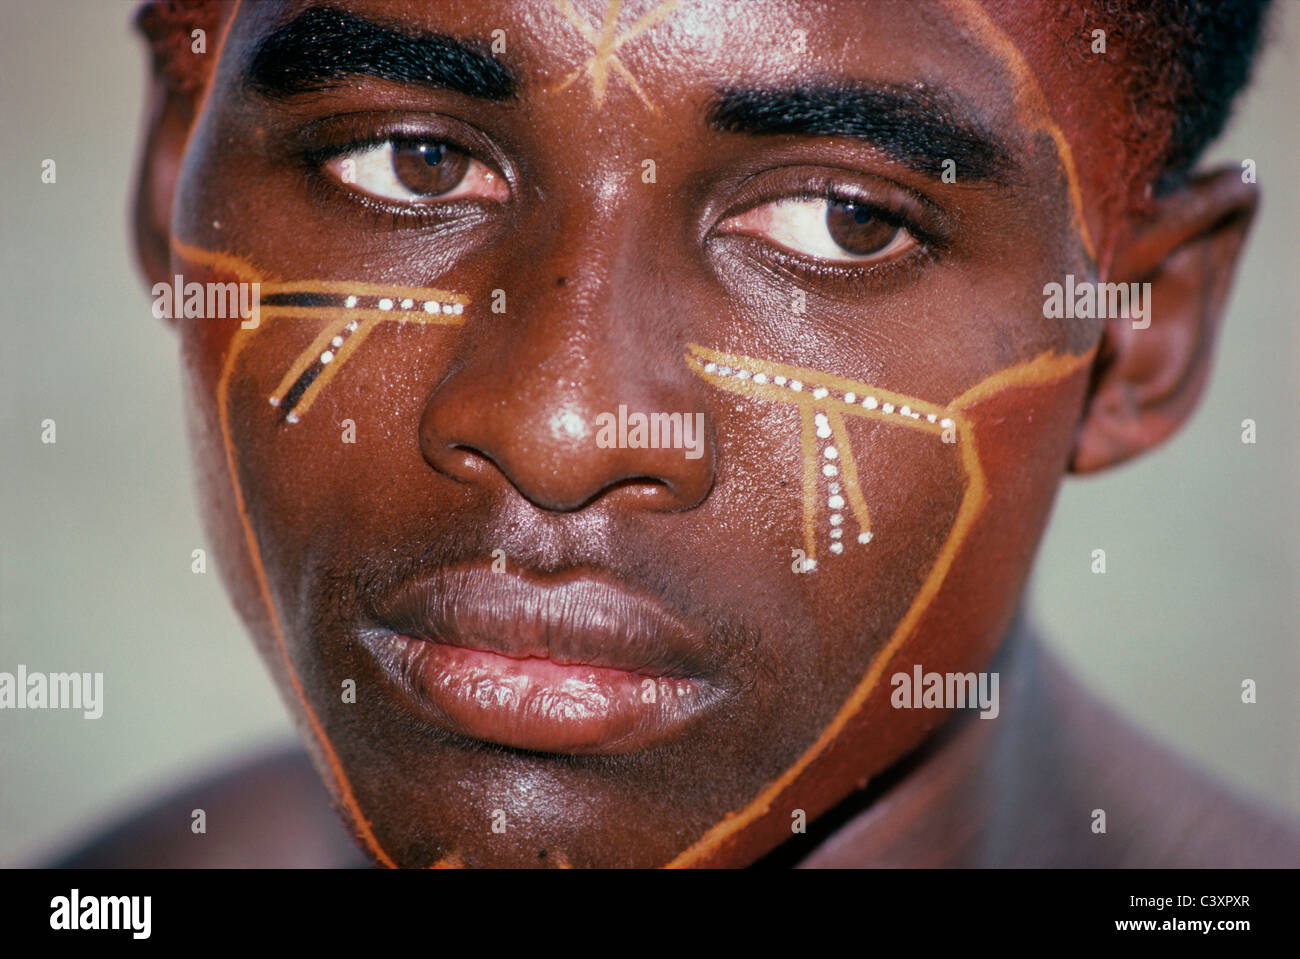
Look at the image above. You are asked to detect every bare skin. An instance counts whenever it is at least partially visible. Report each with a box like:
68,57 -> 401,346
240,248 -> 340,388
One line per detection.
88,0 -> 1297,867
60,618 -> 1300,867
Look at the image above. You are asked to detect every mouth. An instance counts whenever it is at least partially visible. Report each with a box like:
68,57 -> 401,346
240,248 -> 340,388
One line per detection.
359,564 -> 729,753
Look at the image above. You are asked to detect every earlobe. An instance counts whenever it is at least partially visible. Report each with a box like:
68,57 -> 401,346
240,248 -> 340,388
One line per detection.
1070,167 -> 1258,474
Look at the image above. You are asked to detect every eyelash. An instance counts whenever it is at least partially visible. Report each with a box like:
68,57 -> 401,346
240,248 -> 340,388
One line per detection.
722,184 -> 944,292
300,130 -> 945,292
301,134 -> 500,230
759,231 -> 937,295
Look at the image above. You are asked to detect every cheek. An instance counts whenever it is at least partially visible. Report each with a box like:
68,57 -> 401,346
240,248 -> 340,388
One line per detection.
170,217 -> 1094,868
175,288 -> 286,671
171,233 -> 476,613
677,347 -> 1093,867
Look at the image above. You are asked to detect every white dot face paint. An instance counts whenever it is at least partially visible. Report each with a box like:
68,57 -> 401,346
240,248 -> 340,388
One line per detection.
683,343 -> 964,569
168,237 -> 483,868
667,331 -> 1095,868
167,248 -> 472,427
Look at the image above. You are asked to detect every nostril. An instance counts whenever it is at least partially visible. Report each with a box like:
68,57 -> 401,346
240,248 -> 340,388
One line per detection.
601,475 -> 673,504
517,476 -> 678,514
614,476 -> 711,514
445,443 -> 500,479
420,434 -> 498,485
419,370 -> 716,513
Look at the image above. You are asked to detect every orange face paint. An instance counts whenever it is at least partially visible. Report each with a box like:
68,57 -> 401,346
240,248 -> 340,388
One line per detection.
548,0 -> 682,113
666,343 -> 1095,867
172,237 -> 475,869
174,229 -> 1092,867
167,0 -> 1103,869
937,0 -> 1097,265
686,344 -> 959,567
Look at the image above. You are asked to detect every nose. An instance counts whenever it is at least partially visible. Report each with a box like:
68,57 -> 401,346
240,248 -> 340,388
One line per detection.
418,238 -> 715,514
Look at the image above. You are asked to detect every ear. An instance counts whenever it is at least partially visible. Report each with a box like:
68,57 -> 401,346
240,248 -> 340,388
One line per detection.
1070,168 -> 1258,474
132,72 -> 200,293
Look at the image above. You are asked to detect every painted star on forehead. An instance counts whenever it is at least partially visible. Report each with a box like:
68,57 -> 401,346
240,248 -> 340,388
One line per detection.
550,0 -> 682,113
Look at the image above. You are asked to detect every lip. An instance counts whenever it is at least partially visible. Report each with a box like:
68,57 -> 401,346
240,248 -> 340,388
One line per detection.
359,564 -> 728,753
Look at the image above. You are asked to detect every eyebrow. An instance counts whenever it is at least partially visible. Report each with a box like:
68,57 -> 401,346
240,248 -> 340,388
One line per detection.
245,5 -> 516,101
707,84 -> 1016,184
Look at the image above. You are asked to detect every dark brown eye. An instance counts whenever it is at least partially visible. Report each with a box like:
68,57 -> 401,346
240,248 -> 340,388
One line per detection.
825,201 -> 902,256
718,195 -> 918,264
325,139 -> 508,209
390,142 -> 471,197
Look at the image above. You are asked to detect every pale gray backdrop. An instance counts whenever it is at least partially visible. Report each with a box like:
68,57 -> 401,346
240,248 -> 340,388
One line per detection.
1,0 -> 1296,865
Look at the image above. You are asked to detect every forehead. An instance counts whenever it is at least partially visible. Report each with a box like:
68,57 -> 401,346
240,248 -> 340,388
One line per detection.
207,0 -> 1118,266
231,0 -> 1039,128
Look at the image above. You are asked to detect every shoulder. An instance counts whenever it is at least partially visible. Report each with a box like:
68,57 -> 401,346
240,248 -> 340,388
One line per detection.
989,639 -> 1300,867
49,746 -> 372,868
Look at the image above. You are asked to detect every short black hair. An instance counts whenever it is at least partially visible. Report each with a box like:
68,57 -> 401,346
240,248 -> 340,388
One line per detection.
1091,0 -> 1275,192
1161,0 -> 1272,181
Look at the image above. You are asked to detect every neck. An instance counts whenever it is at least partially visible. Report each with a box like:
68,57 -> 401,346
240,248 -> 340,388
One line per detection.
776,615 -> 1057,867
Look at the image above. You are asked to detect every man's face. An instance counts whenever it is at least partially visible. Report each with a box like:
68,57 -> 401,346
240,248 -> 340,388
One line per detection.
168,0 -> 1114,866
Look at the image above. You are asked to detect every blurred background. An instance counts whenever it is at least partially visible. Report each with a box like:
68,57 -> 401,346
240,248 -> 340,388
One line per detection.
1,0 -> 1296,866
